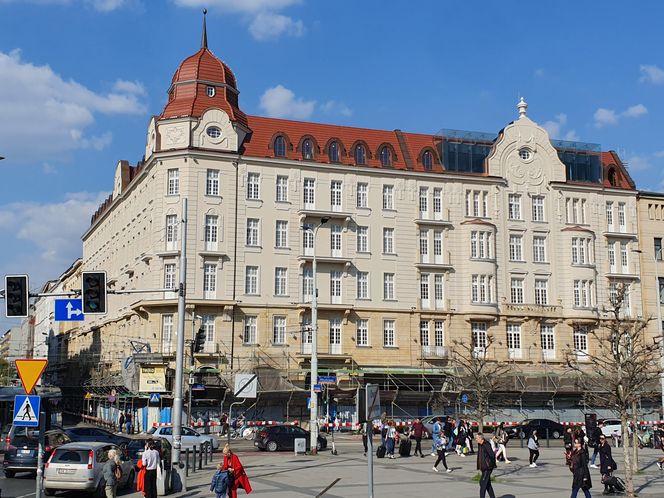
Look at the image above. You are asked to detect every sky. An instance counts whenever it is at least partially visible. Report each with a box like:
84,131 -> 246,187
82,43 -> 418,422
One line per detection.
1,0 -> 664,332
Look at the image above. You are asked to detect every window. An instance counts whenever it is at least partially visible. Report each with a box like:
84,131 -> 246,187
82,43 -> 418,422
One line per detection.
510,278 -> 524,304
433,231 -> 443,263
206,169 -> 220,196
620,242 -> 629,272
243,316 -> 257,345
245,266 -> 258,294
419,187 -> 428,216
165,214 -> 178,250
274,136 -> 286,157
659,277 -> 664,305
247,172 -> 260,200
567,197 -> 587,224
470,231 -> 492,259
606,201 -> 614,230
465,190 -> 488,217
508,194 -> 522,220
383,228 -> 395,254
573,280 -> 593,308
246,218 -> 259,246
204,215 -> 218,249
540,325 -> 555,359
330,271 -> 342,303
383,273 -> 395,300
616,202 -> 626,232
303,178 -> 315,208
164,263 -> 176,291
379,147 -> 392,167
419,229 -> 429,262
433,188 -> 442,218
420,273 -> 430,306
532,195 -> 545,222
420,320 -> 430,347
274,267 -> 287,296
275,220 -> 288,248
382,185 -> 394,210
329,318 -> 342,354
203,263 -> 216,298
608,242 -> 616,271
571,237 -> 592,265
167,169 -> 179,195
383,319 -> 395,347
162,314 -> 173,353
330,224 -> 342,257
573,326 -> 588,355
329,141 -> 339,162
357,226 -> 369,253
655,238 -> 662,261
354,144 -> 366,165
434,320 -> 444,347
434,274 -> 444,307
471,274 -> 493,304
533,236 -> 546,263
276,175 -> 288,202
200,315 -> 215,348
302,223 -> 314,255
422,150 -> 433,170
302,139 -> 314,160
331,180 -> 343,211
356,182 -> 369,208
535,279 -> 548,305
507,324 -> 522,358
471,322 -> 488,353
509,234 -> 523,261
518,148 -> 531,160
207,85 -> 215,97
357,271 -> 369,299
302,268 -> 313,301
273,316 -> 286,345
206,126 -> 221,139
357,319 -> 369,346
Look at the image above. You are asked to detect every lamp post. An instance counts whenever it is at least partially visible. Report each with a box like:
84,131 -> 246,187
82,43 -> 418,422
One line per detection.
303,217 -> 329,454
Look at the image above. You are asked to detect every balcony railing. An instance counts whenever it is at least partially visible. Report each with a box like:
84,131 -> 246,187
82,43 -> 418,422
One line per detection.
421,346 -> 449,359
503,303 -> 562,317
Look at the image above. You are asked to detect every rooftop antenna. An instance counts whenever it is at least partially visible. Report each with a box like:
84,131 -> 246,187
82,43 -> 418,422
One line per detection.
201,8 -> 208,49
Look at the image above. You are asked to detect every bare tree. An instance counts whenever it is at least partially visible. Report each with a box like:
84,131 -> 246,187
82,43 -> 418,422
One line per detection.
448,330 -> 515,430
566,284 -> 661,497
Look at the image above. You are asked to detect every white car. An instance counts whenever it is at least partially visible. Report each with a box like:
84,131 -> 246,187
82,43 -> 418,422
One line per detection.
600,419 -> 623,438
147,426 -> 219,451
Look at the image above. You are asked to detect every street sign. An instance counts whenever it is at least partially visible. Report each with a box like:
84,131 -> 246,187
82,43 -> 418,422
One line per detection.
313,384 -> 322,393
366,384 -> 381,420
149,393 -> 161,404
54,299 -> 84,321
461,393 -> 469,404
13,395 -> 40,427
15,359 -> 48,394
318,375 -> 337,385
191,384 -> 206,391
233,373 -> 258,399
84,393 -> 92,400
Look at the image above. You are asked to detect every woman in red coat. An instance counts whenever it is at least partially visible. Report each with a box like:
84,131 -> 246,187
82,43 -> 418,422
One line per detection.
222,444 -> 253,497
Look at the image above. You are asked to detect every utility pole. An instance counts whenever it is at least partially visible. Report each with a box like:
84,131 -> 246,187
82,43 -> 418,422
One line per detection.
171,198 -> 187,491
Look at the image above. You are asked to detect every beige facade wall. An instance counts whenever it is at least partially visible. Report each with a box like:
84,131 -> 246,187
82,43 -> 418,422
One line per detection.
637,193 -> 664,342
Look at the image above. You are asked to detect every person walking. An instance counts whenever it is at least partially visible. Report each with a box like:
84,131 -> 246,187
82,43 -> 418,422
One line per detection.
589,422 -> 604,468
102,448 -> 120,498
569,438 -> 593,498
494,423 -> 511,463
598,435 -> 617,493
141,441 -> 160,498
528,429 -> 540,467
411,418 -> 426,457
118,412 -> 125,433
360,420 -> 369,456
476,434 -> 496,498
385,421 -> 398,459
431,417 -> 443,456
223,444 -> 253,497
125,411 -> 133,434
210,463 -> 233,498
432,429 -> 451,473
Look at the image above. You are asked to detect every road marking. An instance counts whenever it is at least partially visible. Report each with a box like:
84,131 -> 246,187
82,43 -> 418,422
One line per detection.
316,477 -> 341,497
17,493 -> 36,498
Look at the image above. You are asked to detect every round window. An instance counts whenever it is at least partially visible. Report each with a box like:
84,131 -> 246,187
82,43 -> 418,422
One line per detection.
518,148 -> 531,161
206,126 -> 222,139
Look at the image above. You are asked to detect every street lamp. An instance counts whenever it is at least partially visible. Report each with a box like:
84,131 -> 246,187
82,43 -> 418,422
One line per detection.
302,216 -> 329,454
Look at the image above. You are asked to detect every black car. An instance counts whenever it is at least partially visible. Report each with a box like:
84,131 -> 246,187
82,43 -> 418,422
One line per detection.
254,425 -> 327,452
122,435 -> 172,465
4,429 -> 70,477
64,426 -> 130,446
509,419 -> 564,439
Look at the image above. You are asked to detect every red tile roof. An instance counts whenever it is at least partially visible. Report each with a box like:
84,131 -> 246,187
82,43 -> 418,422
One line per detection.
601,151 -> 635,190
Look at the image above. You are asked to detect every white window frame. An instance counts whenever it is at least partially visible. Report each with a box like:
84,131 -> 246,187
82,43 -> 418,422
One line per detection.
471,322 -> 488,357
357,271 -> 369,300
303,223 -> 314,256
540,324 -> 555,360
331,224 -> 342,257
383,273 -> 395,300
330,270 -> 342,304
275,220 -> 288,248
276,175 -> 288,202
243,316 -> 257,345
331,180 -> 343,212
273,316 -> 287,345
203,263 -> 217,299
357,319 -> 369,346
329,318 -> 342,354
434,274 -> 444,308
274,267 -> 288,296
164,263 -> 176,298
303,178 -> 315,209
433,188 -> 443,219
510,278 -> 524,304
419,229 -> 429,263
533,235 -> 546,263
166,214 -> 178,251
246,218 -> 260,247
383,319 -> 395,347
357,182 -> 369,208
535,279 -> 548,305
508,193 -> 522,220
245,266 -> 259,295
507,323 -> 522,359
532,195 -> 545,222
247,172 -> 260,200
382,185 -> 394,210
206,169 -> 220,196
419,187 -> 429,218
357,226 -> 369,253
204,215 -> 218,251
509,234 -> 523,262
573,325 -> 589,359
382,227 -> 395,254
167,169 -> 179,196
302,268 -> 313,302
162,314 -> 174,354
618,202 -> 626,232
420,273 -> 430,308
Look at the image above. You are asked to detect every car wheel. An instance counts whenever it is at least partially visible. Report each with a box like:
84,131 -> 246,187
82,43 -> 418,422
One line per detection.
552,430 -> 561,439
4,470 -> 15,478
44,490 -> 55,496
267,440 -> 278,452
316,441 -> 322,451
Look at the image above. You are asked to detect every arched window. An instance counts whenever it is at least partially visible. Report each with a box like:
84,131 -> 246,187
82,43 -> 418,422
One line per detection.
608,167 -> 617,186
274,136 -> 286,157
329,141 -> 339,162
422,150 -> 433,170
354,144 -> 366,165
380,147 -> 392,167
302,139 -> 314,160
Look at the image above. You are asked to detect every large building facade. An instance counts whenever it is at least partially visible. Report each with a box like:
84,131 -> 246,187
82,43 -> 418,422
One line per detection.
49,28 -> 661,423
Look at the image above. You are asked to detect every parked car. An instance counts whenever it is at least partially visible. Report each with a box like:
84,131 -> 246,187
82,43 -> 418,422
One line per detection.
509,419 -> 564,439
4,429 -> 71,477
122,435 -> 172,465
600,418 -> 623,438
64,425 -> 130,446
254,424 -> 327,452
421,415 -> 447,438
43,442 -> 134,496
147,426 -> 220,451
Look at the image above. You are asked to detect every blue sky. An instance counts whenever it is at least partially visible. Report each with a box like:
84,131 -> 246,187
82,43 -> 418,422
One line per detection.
1,0 -> 663,331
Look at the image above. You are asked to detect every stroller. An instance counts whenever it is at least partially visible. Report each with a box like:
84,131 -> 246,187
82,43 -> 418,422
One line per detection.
601,472 -> 626,495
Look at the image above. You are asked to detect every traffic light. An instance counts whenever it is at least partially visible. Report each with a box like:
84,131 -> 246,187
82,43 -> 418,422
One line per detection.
194,327 -> 206,353
4,275 -> 29,318
82,271 -> 107,314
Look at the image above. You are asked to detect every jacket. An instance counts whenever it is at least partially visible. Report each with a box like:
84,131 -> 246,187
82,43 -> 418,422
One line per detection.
598,443 -> 616,475
210,470 -> 232,494
223,453 -> 253,494
412,422 -> 425,438
102,459 -> 117,487
527,435 -> 539,450
136,459 -> 146,494
571,449 -> 592,490
432,422 -> 442,443
476,441 -> 496,471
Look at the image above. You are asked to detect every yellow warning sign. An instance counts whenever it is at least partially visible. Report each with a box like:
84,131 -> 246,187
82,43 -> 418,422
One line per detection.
15,359 -> 48,394
84,392 -> 92,400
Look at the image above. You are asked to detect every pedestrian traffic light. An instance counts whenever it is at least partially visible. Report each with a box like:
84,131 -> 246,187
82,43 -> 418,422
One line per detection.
4,275 -> 29,318
194,327 -> 206,353
82,271 -> 107,314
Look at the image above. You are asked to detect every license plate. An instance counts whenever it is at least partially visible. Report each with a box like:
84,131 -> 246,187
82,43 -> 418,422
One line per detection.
58,468 -> 76,474
19,449 -> 32,455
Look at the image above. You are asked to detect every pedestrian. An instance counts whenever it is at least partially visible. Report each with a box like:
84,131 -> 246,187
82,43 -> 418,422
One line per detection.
385,421 -> 397,459
589,422 -> 604,468
598,435 -> 617,494
411,418 -> 426,457
125,411 -> 132,435
455,420 -> 468,457
223,444 -> 253,497
528,429 -> 540,467
141,441 -> 160,498
431,417 -> 443,456
444,417 -> 455,451
210,463 -> 233,498
360,420 -> 369,456
494,423 -> 511,463
569,438 -> 592,498
118,412 -> 125,433
102,448 -> 120,498
475,433 -> 496,498
432,428 -> 451,473
491,435 -> 511,464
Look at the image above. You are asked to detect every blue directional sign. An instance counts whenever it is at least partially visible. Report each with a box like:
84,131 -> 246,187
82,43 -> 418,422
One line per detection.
13,395 -> 40,427
149,393 -> 161,404
461,393 -> 469,404
54,299 -> 84,321
313,384 -> 322,393
318,375 -> 337,385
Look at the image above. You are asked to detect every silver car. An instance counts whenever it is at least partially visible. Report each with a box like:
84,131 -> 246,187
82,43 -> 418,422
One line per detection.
148,426 -> 220,451
43,442 -> 134,496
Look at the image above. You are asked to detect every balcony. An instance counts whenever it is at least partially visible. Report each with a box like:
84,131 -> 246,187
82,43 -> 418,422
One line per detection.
420,346 -> 449,360
503,303 -> 562,318
603,229 -> 638,240
297,254 -> 353,268
415,251 -> 453,271
414,213 -> 454,228
298,208 -> 353,222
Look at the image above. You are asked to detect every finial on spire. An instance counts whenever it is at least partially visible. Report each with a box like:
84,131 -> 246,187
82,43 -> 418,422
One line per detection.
201,8 -> 208,49
517,97 -> 528,118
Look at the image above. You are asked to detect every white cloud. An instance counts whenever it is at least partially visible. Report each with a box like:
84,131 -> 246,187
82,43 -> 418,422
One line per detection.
249,11 -> 304,40
541,113 -> 578,141
0,50 -> 146,163
112,79 -> 146,96
563,129 -> 579,141
0,0 -> 132,10
639,64 -> 664,85
625,155 -> 652,172
173,0 -> 302,13
594,104 -> 647,127
259,84 -> 315,120
622,103 -> 648,118
320,100 -> 352,117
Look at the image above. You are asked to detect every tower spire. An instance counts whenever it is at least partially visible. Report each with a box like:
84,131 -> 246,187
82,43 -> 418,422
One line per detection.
201,8 -> 208,49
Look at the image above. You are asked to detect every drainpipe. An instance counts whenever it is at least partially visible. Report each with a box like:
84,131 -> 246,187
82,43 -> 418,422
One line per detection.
230,158 -> 240,370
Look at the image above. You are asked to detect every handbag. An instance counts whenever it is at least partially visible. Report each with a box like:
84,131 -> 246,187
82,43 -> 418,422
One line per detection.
114,464 -> 123,481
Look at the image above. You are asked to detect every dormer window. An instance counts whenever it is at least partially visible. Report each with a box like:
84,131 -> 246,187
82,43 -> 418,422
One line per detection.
354,144 -> 366,165
379,146 -> 392,167
422,150 -> 433,170
274,136 -> 286,157
302,139 -> 314,160
207,86 -> 216,97
329,141 -> 339,162
608,167 -> 617,186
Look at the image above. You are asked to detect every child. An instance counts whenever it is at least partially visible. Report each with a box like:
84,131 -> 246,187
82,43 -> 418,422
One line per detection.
210,463 -> 232,498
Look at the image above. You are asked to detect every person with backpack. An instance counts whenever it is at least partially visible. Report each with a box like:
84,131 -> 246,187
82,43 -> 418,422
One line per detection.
222,444 -> 253,497
528,429 -> 540,467
432,428 -> 451,473
476,433 -> 497,498
211,463 -> 233,498
569,438 -> 592,498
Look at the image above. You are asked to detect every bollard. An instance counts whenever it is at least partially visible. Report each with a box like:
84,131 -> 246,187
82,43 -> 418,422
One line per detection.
204,444 -> 208,466
199,446 -> 203,470
520,432 -> 524,448
192,445 -> 197,473
546,428 -> 550,448
185,449 -> 190,477
209,442 -> 213,462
